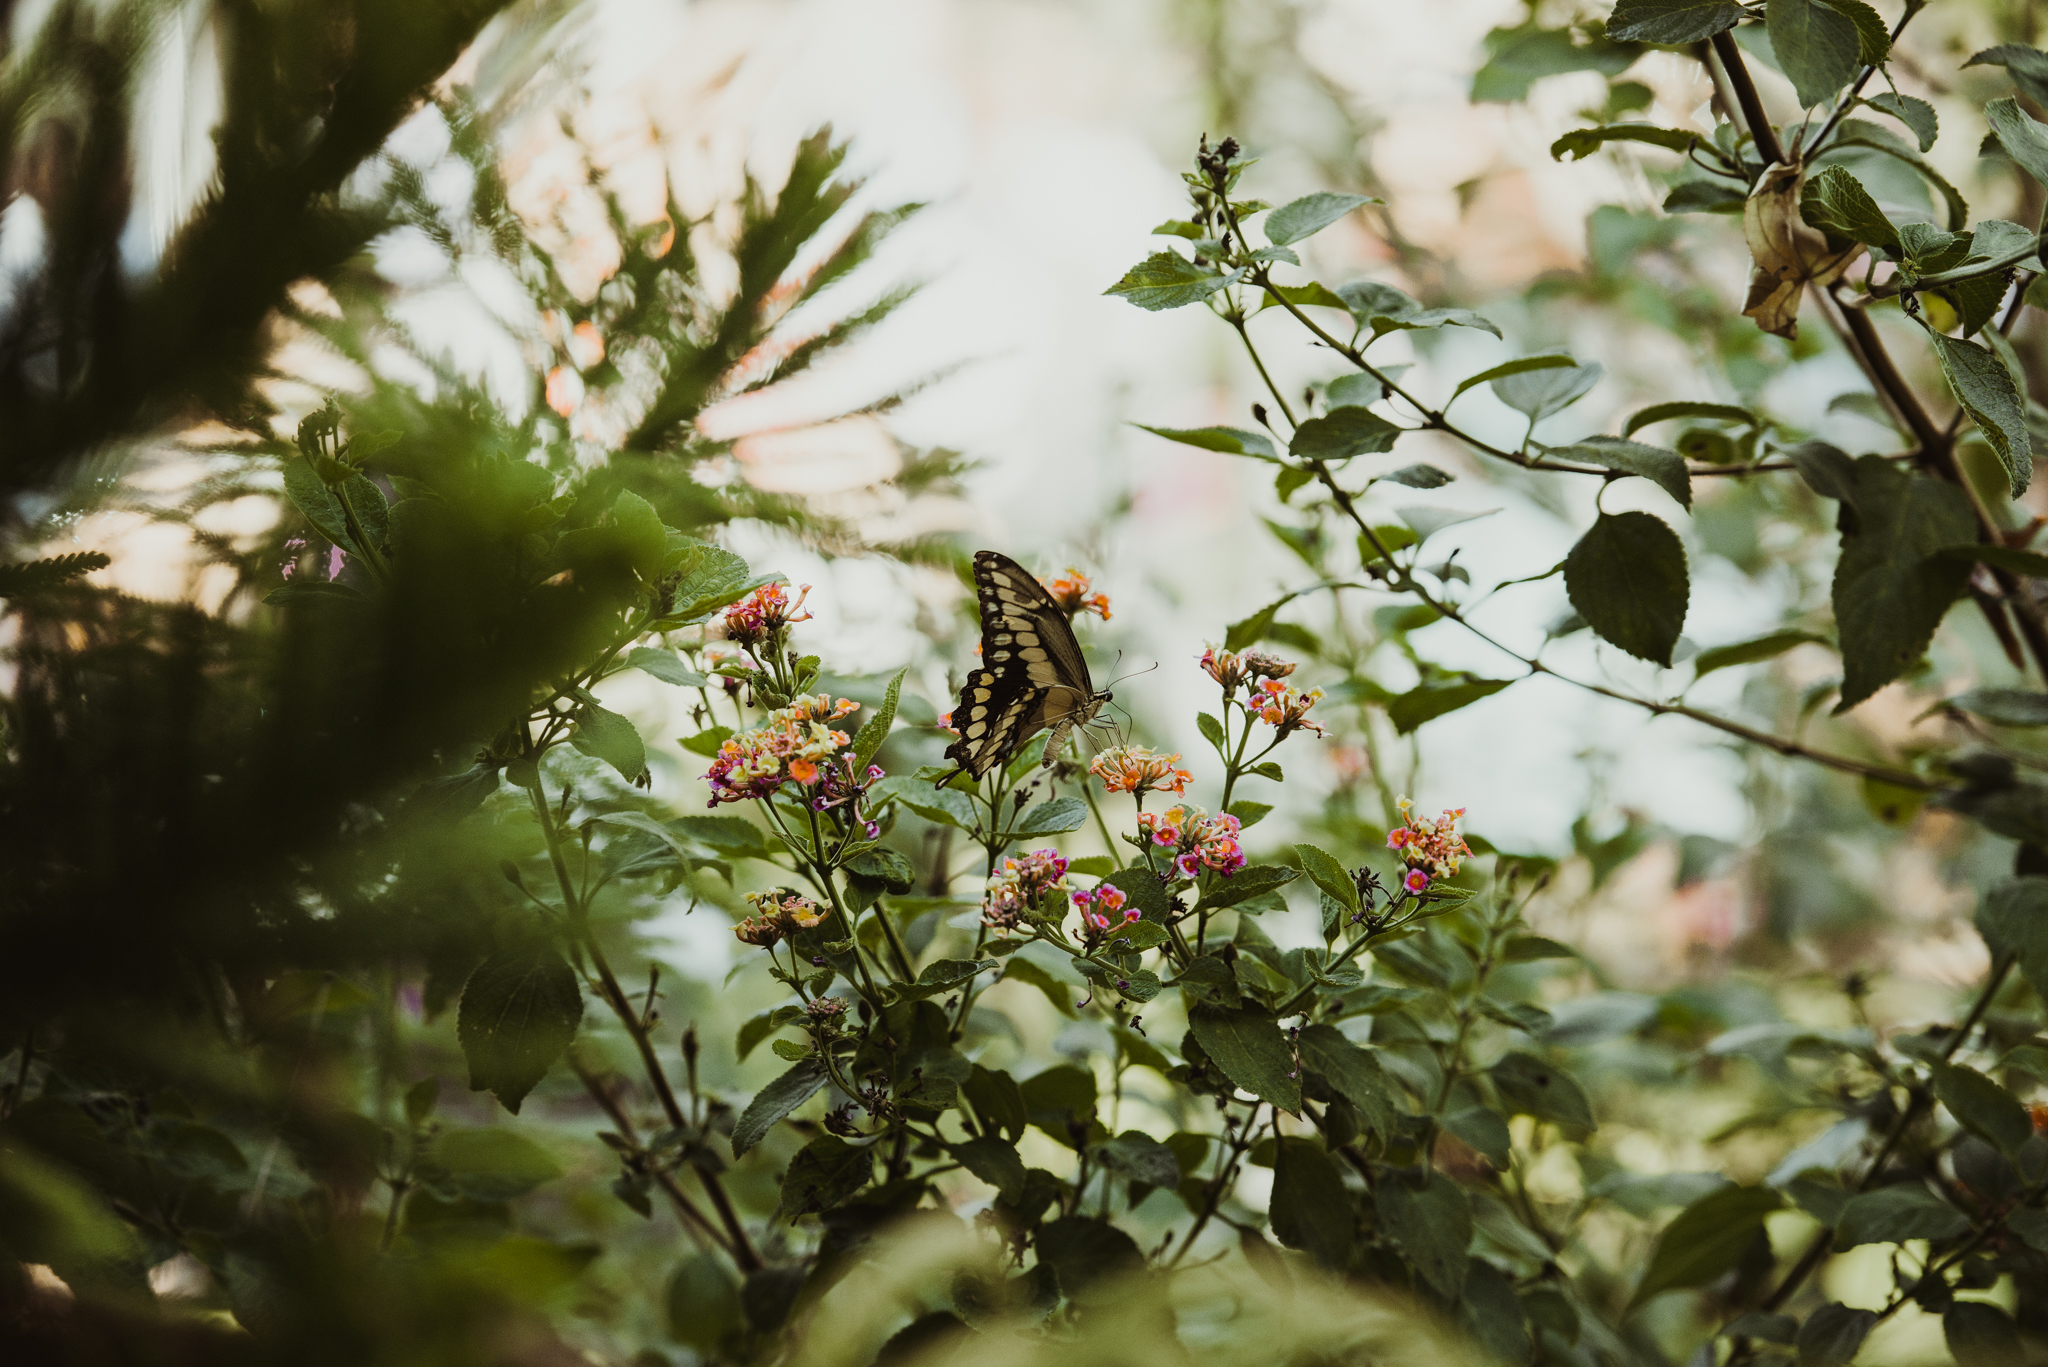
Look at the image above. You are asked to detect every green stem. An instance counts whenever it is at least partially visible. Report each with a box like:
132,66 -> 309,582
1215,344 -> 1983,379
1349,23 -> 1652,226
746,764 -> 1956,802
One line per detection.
1082,779 -> 1125,870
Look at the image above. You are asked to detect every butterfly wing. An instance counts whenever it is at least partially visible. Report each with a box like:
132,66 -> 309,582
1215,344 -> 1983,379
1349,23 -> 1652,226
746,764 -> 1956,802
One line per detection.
942,551 -> 1101,779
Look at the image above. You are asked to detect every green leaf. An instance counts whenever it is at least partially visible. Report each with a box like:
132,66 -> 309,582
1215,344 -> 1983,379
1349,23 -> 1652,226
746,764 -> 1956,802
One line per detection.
1664,178 -> 1747,213
1622,401 -> 1758,438
1451,354 -> 1577,403
1693,629 -> 1830,676
1766,0 -> 1861,109
962,1066 -> 1028,1142
1629,1185 -> 1782,1309
1985,97 -> 2048,190
732,1060 -> 830,1157
1188,1006 -> 1301,1114
1379,463 -> 1454,489
1376,1171 -> 1470,1298
1606,0 -> 1742,43
1980,879 -> 2048,1005
427,1128 -> 564,1201
680,725 -> 734,758
1831,120 -> 1969,230
1929,1062 -> 2032,1156
1489,1051 -> 1594,1136
1035,1217 -> 1143,1302
851,668 -> 905,772
1799,165 -> 1900,254
1472,24 -> 1641,103
1832,0 -> 1890,64
626,647 -> 706,687
845,847 -> 915,894
1265,192 -> 1378,246
572,703 -> 647,783
1832,458 -> 1976,711
1019,1064 -> 1099,1147
1550,124 -> 1697,161
1195,864 -> 1299,911
1291,844 -> 1357,914
1135,424 -> 1278,461
1255,281 -> 1354,313
1269,1138 -> 1353,1266
1011,797 -> 1087,837
404,1077 -> 439,1126
1000,957 -> 1078,1018
892,958 -> 997,1002
1225,592 -> 1301,651
1093,1130 -> 1180,1189
1336,280 -> 1500,338
1297,1024 -> 1397,1140
1927,330 -> 2032,496
873,776 -> 976,830
1491,355 -> 1601,420
1386,677 -> 1513,733
665,541 -> 754,621
1289,408 -> 1403,461
736,1006 -> 802,1062
457,944 -> 584,1114
1102,866 -> 1171,923
1967,45 -> 2048,107
667,1253 -> 743,1351
1798,1305 -> 1878,1365
1104,251 -> 1229,311
673,815 -> 777,859
1945,1302 -> 2025,1367
1950,687 -> 2048,726
1551,436 -> 1691,507
1565,512 -> 1690,667
1865,93 -> 1937,152
1832,1183 -> 1969,1249
951,1135 -> 1026,1200
775,1135 -> 874,1221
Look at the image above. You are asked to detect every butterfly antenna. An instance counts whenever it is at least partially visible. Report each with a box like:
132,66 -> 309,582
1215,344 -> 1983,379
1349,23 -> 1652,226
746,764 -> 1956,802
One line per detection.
1104,659 -> 1160,691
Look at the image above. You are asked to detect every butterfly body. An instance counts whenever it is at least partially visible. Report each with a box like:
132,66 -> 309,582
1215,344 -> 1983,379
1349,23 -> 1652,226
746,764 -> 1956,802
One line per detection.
940,550 -> 1111,781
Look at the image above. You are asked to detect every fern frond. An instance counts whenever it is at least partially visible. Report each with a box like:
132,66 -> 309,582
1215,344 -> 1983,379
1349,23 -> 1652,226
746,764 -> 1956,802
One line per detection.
0,551 -> 110,597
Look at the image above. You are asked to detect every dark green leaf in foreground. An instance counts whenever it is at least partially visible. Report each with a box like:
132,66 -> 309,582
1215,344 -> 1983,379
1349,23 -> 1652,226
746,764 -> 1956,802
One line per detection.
1552,436 -> 1690,508
1289,407 -> 1403,461
1945,1302 -> 2024,1367
1833,1183 -> 1969,1248
1949,688 -> 2048,727
1799,165 -> 1900,254
1270,1138 -> 1353,1266
1767,0 -> 1862,109
1831,458 -> 1975,710
457,943 -> 584,1114
1630,1184 -> 1781,1308
571,702 -> 647,784
1189,1006 -> 1300,1113
732,1060 -> 830,1157
1865,93 -> 1937,151
1985,96 -> 2048,191
1928,1062 -> 2032,1156
1376,1171 -> 1470,1297
775,1136 -> 874,1220
1926,330 -> 2031,496
1797,1304 -> 1878,1367
1565,512 -> 1689,667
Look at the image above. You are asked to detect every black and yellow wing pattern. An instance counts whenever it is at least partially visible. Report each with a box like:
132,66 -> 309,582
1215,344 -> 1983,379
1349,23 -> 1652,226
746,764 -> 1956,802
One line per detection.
941,550 -> 1110,780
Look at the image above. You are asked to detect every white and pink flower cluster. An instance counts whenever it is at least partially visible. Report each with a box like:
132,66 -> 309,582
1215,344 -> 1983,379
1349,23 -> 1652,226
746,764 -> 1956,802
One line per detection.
982,849 -> 1071,930
1071,883 -> 1134,933
1386,797 -> 1471,894
1138,804 -> 1246,881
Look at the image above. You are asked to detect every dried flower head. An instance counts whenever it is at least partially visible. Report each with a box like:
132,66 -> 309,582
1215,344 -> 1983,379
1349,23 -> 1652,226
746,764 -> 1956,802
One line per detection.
1042,568 -> 1111,621
1253,679 -> 1326,738
733,889 -> 827,947
806,996 -> 847,1022
1090,745 -> 1192,797
704,694 -> 860,805
982,849 -> 1071,930
1138,804 -> 1246,881
1386,798 -> 1471,892
723,581 -> 813,649
1241,651 -> 1296,682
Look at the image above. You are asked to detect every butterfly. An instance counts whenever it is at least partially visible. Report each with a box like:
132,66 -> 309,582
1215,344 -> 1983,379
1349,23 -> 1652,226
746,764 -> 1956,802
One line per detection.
938,550 -> 1112,781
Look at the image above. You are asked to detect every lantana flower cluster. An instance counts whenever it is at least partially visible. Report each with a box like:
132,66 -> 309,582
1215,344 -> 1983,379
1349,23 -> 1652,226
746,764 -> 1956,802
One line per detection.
982,849 -> 1071,930
723,581 -> 813,650
704,694 -> 860,805
733,891 -> 825,947
1253,678 -> 1326,737
1140,803 -> 1246,881
1197,645 -> 1296,698
1043,568 -> 1112,621
1071,884 -> 1135,936
1386,797 -> 1471,893
1090,745 -> 1192,796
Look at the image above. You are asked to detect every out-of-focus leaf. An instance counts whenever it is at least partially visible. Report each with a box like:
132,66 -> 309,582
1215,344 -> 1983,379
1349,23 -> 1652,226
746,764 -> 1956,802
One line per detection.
1297,1024 -> 1397,1139
1386,677 -> 1513,733
1831,458 -> 1975,710
1948,688 -> 2048,726
1489,1051 -> 1594,1136
1766,0 -> 1861,108
1985,97 -> 2048,191
1945,1302 -> 2024,1367
1550,436 -> 1691,507
1270,1137 -> 1353,1266
1968,45 -> 2048,105
1264,192 -> 1379,246
775,1136 -> 874,1220
427,1128 -> 564,1201
1492,355 -> 1601,420
457,943 -> 583,1114
1797,1303 -> 1878,1367
1929,1062 -> 2032,1156
1694,629 -> 1830,676
1376,1171 -> 1470,1297
1832,1183 -> 1969,1248
1451,354 -> 1577,402
1551,124 -> 1696,161
1629,1185 -> 1781,1308
1136,424 -> 1277,461
571,702 -> 647,783
1622,401 -> 1758,437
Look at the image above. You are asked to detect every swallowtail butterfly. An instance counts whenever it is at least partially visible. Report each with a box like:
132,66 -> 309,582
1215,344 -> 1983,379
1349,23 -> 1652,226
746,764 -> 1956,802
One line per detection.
938,550 -> 1111,781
